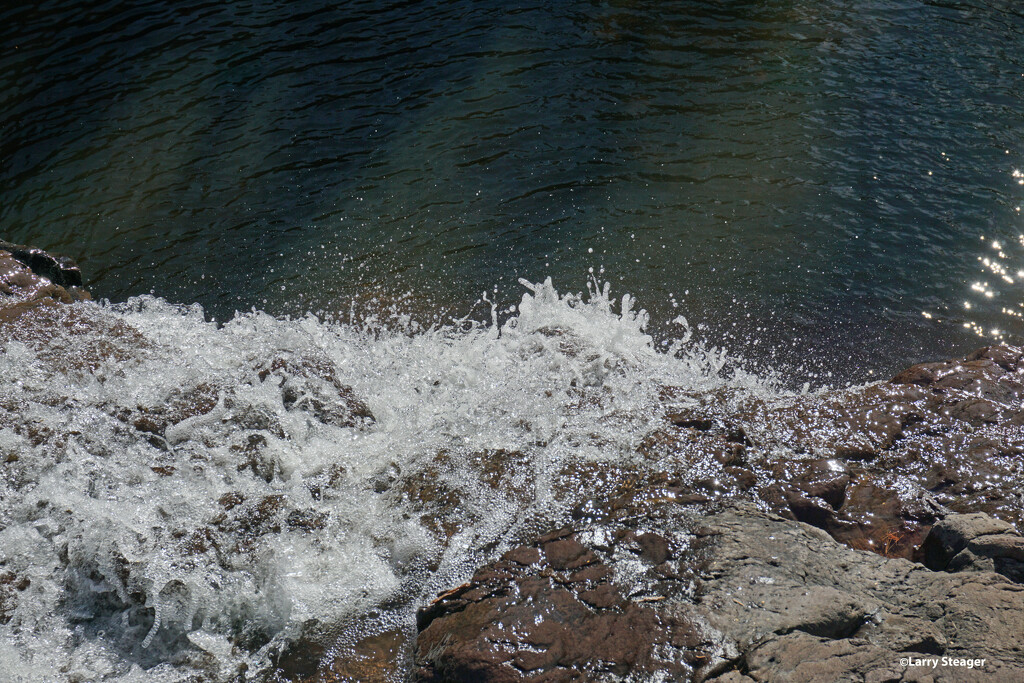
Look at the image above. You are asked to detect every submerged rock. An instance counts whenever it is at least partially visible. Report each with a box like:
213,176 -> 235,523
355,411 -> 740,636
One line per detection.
414,503 -> 1024,682
257,352 -> 375,428
294,627 -> 408,683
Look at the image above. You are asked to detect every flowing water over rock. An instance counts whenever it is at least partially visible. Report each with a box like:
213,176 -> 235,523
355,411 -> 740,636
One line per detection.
2,246 -> 1024,681
0,263 -> 770,681
5,1 -> 1024,679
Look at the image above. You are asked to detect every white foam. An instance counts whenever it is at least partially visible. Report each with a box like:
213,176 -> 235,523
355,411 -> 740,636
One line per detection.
0,278 -> 784,680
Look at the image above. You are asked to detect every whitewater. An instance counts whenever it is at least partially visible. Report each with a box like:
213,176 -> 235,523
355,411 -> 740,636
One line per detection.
0,278 -> 787,682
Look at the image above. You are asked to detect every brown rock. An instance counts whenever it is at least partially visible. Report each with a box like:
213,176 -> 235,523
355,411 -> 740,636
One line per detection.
414,504 -> 1024,682
413,522 -> 707,682
542,539 -> 591,570
923,512 -> 1016,570
310,629 -> 407,683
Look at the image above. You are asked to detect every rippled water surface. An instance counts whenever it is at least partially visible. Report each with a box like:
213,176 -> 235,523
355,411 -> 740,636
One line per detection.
3,0 -> 1024,374
4,4 -> 1024,681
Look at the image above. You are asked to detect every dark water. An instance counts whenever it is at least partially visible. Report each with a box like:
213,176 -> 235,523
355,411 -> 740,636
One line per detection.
3,0 -> 1024,381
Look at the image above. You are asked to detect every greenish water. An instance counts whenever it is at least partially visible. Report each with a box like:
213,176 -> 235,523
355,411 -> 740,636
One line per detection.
3,0 -> 1024,380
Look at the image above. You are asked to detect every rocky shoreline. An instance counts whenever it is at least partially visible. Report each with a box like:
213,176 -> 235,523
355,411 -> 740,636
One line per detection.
345,307 -> 1024,680
3,243 -> 1024,682
409,341 -> 1024,681
415,504 -> 1024,682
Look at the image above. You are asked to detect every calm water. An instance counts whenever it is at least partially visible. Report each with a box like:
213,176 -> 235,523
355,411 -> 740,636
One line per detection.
3,0 -> 1024,380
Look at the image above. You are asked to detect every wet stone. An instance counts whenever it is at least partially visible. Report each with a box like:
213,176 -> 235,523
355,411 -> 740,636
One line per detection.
965,344 -> 1024,371
578,584 -> 621,610
413,513 -> 717,681
415,503 -> 1024,682
0,571 -> 31,625
635,532 -> 671,564
634,345 -> 1024,561
542,539 -> 591,570
502,546 -> 541,566
309,628 -> 407,683
258,352 -> 375,428
0,243 -> 89,307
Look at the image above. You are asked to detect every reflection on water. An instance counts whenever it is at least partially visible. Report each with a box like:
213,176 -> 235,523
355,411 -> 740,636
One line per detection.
2,0 -> 1024,380
916,164 -> 1024,342
963,235 -> 1024,340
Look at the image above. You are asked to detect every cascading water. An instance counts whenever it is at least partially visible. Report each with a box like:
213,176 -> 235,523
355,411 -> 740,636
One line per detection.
0,279 -> 785,682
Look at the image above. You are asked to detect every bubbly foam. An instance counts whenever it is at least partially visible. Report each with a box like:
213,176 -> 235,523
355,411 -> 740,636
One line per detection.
0,278 -> 785,681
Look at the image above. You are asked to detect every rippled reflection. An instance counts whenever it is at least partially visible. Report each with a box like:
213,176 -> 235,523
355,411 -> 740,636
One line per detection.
2,0 -> 1024,380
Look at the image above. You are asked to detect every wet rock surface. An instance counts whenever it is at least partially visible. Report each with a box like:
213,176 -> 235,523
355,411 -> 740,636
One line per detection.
5,252 -> 1024,682
415,503 -> 1024,682
0,241 -> 141,376
1,243 -> 391,681
630,345 -> 1024,561
416,344 -> 1024,682
111,351 -> 376,451
0,240 -> 89,311
415,523 -> 700,682
257,352 -> 375,429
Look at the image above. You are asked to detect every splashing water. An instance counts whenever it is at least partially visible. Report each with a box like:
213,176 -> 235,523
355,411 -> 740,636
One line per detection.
0,279 -> 784,681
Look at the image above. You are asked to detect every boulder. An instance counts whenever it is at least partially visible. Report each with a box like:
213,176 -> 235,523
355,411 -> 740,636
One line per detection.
923,513 -> 1024,583
0,239 -> 84,289
922,513 -> 1016,570
414,503 -> 1024,682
